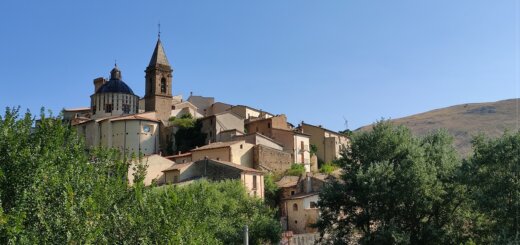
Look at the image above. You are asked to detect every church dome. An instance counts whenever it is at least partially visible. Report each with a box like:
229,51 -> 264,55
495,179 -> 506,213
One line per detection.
96,66 -> 135,95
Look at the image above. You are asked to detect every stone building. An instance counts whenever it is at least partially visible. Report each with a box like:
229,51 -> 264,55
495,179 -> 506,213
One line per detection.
162,159 -> 265,198
190,140 -> 255,168
245,115 -> 311,171
70,37 -> 176,157
277,173 -> 334,234
199,111 -> 244,144
298,122 -> 349,164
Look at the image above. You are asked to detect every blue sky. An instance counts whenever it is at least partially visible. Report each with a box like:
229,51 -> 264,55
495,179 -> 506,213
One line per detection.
0,1 -> 518,130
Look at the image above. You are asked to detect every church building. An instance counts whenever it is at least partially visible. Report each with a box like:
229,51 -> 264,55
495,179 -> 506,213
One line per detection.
73,37 -> 175,156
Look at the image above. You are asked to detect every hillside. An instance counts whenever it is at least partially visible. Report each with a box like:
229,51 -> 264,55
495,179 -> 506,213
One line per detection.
357,99 -> 520,156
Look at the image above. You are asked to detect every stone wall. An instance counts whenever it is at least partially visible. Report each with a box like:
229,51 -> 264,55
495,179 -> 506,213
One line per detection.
254,145 -> 293,172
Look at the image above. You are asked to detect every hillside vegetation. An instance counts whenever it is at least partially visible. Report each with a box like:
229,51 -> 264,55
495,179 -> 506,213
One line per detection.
357,98 -> 520,155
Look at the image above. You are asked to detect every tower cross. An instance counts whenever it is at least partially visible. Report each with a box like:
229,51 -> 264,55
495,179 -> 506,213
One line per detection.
158,22 -> 161,39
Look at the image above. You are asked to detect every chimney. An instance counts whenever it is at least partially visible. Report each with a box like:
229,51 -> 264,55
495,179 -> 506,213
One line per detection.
93,77 -> 106,93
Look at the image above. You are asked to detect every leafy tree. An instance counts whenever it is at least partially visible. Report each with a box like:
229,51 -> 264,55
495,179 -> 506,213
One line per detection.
264,173 -> 281,209
286,163 -> 305,176
316,121 -> 468,244
463,132 -> 520,244
169,113 -> 196,128
0,108 -> 281,244
172,115 -> 206,153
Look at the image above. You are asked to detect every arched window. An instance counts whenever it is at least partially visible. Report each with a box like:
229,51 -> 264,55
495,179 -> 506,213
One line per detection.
293,203 -> 298,211
161,78 -> 167,93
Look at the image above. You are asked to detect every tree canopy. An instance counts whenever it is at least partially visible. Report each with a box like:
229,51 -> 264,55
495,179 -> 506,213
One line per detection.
0,108 -> 281,244
316,121 -> 468,244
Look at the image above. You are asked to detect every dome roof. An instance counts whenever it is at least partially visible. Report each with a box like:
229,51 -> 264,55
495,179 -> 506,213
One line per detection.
95,65 -> 135,95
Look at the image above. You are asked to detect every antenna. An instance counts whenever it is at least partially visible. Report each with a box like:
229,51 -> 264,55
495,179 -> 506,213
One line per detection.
343,116 -> 349,130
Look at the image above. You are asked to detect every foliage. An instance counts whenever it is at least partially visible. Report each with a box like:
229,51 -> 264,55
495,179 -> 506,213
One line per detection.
173,114 -> 206,152
264,173 -> 281,209
310,144 -> 318,157
339,129 -> 353,137
169,113 -> 195,128
316,121 -> 468,245
463,132 -> 520,244
0,108 -> 281,244
319,162 -> 337,174
286,163 -> 305,176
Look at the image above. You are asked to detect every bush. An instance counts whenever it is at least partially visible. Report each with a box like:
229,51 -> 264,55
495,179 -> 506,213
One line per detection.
286,163 -> 305,176
319,162 -> 337,174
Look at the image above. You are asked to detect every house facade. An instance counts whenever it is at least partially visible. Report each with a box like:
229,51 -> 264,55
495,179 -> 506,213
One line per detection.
162,159 -> 265,198
299,122 -> 349,163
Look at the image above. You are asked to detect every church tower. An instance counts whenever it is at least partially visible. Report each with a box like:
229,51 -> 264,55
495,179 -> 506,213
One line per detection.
144,38 -> 173,121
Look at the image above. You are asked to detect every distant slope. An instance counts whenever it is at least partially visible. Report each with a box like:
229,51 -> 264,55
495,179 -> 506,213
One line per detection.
357,99 -> 520,156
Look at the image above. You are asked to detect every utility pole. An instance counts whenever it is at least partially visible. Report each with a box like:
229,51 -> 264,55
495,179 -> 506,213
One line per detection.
243,225 -> 249,245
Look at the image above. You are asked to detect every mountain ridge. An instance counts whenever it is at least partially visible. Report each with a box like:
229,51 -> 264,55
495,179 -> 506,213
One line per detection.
356,98 -> 520,156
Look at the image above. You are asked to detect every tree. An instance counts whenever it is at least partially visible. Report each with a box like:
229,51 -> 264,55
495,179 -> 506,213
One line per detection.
464,132 -> 520,244
171,114 -> 206,153
0,108 -> 281,244
316,121 -> 468,244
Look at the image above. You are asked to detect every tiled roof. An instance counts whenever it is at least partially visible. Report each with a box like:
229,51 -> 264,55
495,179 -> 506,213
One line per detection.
162,162 -> 193,172
209,159 -> 264,174
109,112 -> 159,122
276,176 -> 300,188
63,107 -> 91,112
191,141 -> 243,151
282,192 -> 319,200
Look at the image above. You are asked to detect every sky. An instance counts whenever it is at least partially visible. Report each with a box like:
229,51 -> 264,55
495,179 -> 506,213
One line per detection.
0,1 -> 518,130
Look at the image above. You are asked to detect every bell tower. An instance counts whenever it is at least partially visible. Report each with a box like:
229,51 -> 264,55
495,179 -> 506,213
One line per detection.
144,38 -> 173,121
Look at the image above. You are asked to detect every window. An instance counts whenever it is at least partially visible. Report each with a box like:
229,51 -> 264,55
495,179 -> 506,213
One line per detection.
293,203 -> 298,211
294,220 -> 298,224
253,175 -> 257,190
240,144 -> 243,149
143,125 -> 152,133
291,190 -> 295,196
268,123 -> 271,128
92,105 -> 96,115
161,77 -> 167,93
122,104 -> 130,114
310,202 -> 318,209
105,104 -> 113,113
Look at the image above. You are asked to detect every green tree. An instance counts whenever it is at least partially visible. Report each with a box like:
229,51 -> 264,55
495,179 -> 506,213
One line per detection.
0,108 -> 281,244
171,114 -> 206,153
264,173 -> 281,209
464,132 -> 520,244
316,121 -> 468,244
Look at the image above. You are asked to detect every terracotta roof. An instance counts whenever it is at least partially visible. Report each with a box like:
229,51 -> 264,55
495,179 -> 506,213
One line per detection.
276,176 -> 300,188
220,128 -> 245,134
63,107 -> 91,112
162,162 -> 193,172
270,128 -> 311,137
165,152 -> 192,160
110,112 -> 159,122
282,192 -> 319,200
191,141 -> 243,151
301,122 -> 348,137
209,159 -> 264,174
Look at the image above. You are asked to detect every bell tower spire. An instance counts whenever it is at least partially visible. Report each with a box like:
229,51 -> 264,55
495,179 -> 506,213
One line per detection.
144,36 -> 173,122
